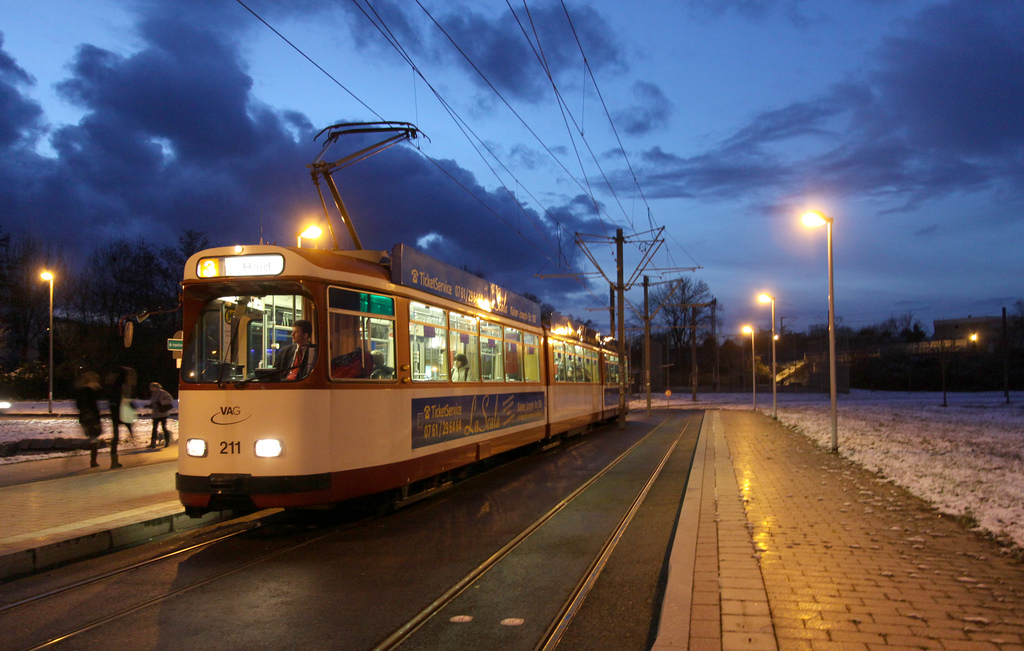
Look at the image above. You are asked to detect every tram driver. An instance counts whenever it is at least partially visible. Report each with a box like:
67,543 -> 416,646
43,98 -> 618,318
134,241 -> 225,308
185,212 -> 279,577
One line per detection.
275,319 -> 317,381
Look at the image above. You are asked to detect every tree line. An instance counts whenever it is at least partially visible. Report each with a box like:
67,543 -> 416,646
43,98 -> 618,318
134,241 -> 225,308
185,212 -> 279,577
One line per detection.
0,227 -> 211,401
620,282 -> 1024,393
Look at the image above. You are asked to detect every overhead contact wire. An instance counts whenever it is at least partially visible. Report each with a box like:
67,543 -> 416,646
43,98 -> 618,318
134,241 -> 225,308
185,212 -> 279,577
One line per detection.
354,0 -> 572,270
236,0 -> 383,121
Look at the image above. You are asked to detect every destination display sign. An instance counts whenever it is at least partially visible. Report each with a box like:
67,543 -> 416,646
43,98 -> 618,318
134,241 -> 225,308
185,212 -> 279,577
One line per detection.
411,391 -> 546,449
391,244 -> 541,326
197,254 -> 284,279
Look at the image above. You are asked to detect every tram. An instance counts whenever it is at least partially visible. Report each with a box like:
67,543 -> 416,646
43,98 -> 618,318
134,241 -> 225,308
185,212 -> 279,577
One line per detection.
175,243 -> 623,516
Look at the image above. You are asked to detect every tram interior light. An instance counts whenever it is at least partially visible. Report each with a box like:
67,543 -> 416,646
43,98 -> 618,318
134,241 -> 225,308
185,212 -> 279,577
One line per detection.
186,439 -> 208,458
255,439 -> 283,458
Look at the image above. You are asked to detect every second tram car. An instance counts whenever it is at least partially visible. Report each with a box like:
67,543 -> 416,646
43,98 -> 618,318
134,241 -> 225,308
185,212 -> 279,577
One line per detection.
175,243 -> 622,516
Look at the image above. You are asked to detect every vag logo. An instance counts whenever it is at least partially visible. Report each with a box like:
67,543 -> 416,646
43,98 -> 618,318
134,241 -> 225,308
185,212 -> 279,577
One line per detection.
210,405 -> 251,425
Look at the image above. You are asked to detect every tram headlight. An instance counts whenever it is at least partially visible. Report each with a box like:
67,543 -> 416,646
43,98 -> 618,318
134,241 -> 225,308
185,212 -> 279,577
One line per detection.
185,438 -> 208,457
254,439 -> 283,458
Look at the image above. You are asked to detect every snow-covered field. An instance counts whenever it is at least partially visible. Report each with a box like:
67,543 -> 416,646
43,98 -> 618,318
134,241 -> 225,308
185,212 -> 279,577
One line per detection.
3,391 -> 1024,548
635,389 -> 1024,549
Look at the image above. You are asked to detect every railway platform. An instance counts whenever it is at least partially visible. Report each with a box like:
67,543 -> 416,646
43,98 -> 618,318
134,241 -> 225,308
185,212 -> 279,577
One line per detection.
2,410 -> 1023,650
0,443 -> 227,580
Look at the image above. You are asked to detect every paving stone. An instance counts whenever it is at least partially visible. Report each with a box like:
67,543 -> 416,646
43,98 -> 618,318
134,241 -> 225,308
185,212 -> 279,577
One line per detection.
717,410 -> 1024,651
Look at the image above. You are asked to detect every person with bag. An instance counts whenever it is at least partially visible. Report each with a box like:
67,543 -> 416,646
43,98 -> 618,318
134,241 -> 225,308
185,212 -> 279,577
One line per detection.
147,382 -> 175,448
75,371 -> 104,468
105,366 -> 137,468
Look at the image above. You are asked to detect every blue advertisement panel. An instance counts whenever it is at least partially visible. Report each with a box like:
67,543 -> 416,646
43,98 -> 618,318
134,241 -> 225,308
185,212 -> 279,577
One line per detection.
391,244 -> 541,327
412,391 -> 546,449
604,387 -> 620,407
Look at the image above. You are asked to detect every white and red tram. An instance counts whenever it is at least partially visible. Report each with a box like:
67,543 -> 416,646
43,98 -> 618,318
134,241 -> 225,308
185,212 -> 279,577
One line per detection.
176,243 -> 622,516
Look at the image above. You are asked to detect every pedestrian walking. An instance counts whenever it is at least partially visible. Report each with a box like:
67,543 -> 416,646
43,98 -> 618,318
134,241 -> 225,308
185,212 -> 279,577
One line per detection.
105,366 -> 137,468
74,371 -> 104,467
147,382 -> 174,448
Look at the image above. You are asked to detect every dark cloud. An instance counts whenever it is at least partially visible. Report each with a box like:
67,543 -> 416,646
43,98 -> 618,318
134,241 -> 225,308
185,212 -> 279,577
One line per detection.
330,142 -> 601,298
56,18 -> 259,161
0,15 -> 593,306
867,0 -> 1024,158
338,1 -> 625,103
0,32 -> 44,148
627,0 -> 1024,211
614,81 -> 672,136
440,1 -> 625,101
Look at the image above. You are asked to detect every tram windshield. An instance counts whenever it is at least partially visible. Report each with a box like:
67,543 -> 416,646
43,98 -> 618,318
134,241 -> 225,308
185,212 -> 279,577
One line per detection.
182,292 -> 316,384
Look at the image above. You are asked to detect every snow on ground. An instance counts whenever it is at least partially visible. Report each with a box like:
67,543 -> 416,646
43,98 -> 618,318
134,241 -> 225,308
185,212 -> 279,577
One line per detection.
0,400 -> 178,464
4,391 -> 1024,548
633,389 -> 1024,549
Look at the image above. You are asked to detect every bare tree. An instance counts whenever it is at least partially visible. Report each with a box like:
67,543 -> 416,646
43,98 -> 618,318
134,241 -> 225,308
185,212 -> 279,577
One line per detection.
0,237 -> 68,366
162,229 -> 211,295
648,277 -> 714,385
78,238 -> 175,329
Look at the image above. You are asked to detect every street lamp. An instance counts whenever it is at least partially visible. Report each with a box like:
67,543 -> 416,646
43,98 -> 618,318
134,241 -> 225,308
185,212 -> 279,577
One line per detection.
40,270 -> 54,414
758,293 -> 777,419
298,225 -> 323,248
742,325 -> 756,410
802,210 -> 838,452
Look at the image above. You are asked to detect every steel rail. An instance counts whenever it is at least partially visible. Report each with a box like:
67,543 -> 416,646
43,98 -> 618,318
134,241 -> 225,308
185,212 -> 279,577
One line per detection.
372,413 -> 682,651
0,520 -> 264,615
537,421 -> 687,649
20,520 -> 338,651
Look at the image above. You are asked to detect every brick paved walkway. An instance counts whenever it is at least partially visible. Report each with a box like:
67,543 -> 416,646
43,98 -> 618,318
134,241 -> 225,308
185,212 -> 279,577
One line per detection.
721,409 -> 1024,651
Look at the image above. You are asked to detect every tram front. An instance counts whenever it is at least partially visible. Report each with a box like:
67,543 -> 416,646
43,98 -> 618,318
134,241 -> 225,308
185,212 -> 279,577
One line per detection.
175,247 -> 337,516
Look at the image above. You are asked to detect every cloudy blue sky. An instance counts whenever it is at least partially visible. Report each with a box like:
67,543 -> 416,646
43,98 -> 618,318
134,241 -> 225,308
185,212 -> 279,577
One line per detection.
1,0 -> 1021,335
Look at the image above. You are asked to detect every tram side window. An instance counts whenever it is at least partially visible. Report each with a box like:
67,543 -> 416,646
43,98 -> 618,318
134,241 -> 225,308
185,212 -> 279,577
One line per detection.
449,312 -> 479,382
553,340 -> 567,382
410,302 -> 448,381
479,322 -> 504,382
523,333 -> 540,382
569,345 -> 586,382
605,354 -> 620,385
585,349 -> 598,383
504,327 -> 523,381
328,287 -> 395,380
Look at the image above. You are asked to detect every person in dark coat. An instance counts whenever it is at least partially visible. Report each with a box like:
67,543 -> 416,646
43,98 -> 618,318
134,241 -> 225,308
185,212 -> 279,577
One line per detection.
147,382 -> 174,448
75,371 -> 104,467
105,366 -> 137,468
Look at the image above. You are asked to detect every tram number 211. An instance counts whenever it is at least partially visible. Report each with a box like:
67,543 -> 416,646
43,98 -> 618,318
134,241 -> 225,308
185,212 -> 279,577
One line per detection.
220,441 -> 241,454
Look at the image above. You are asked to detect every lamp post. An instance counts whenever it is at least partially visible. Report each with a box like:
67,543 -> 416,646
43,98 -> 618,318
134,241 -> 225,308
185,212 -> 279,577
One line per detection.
802,210 -> 838,452
40,270 -> 54,414
742,325 -> 756,410
297,225 -> 323,248
758,293 -> 777,419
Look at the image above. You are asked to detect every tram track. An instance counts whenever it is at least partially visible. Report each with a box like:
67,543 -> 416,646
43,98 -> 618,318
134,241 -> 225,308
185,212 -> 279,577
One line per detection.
1,508 -> 372,651
0,521 -> 263,616
0,412 -> 698,651
374,411 -> 696,651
